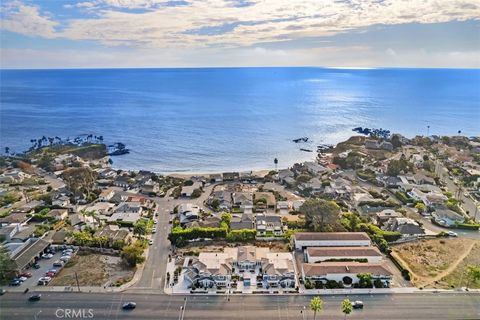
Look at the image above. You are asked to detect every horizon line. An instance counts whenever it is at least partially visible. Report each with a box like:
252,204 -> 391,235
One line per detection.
1,65 -> 479,71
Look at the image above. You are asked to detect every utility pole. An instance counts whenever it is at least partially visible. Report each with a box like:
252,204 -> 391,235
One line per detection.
74,272 -> 81,292
426,125 -> 430,137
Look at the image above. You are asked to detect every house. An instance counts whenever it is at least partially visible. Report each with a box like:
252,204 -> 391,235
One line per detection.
232,192 -> 254,210
373,209 -> 402,226
108,202 -> 143,223
276,201 -> 290,211
113,176 -> 130,188
52,195 -> 70,207
0,168 -> 31,183
69,212 -> 98,230
263,182 -> 283,192
208,190 -> 232,211
178,203 -> 201,225
0,224 -> 20,242
0,211 -> 31,226
115,202 -> 143,214
181,182 -> 203,197
256,213 -> 283,236
254,192 -> 276,210
304,162 -> 328,176
302,262 -> 392,287
47,208 -> 69,221
383,217 -> 424,237
94,225 -> 132,246
413,173 -> 435,185
432,208 -> 465,227
408,188 -> 447,206
187,216 -> 221,228
294,232 -> 371,250
141,181 -> 159,195
184,246 -> 295,289
10,238 -> 50,271
277,169 -> 294,183
222,172 -> 240,181
86,202 -> 115,216
230,214 -> 254,230
209,174 -> 223,183
305,246 -> 383,263
324,178 -> 352,200
292,200 -> 306,211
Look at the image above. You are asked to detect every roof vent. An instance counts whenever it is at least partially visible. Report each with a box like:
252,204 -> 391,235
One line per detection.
345,266 -> 350,272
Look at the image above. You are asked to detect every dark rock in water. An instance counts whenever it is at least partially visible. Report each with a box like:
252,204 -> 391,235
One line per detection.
108,142 -> 129,156
293,137 -> 309,143
300,148 -> 313,152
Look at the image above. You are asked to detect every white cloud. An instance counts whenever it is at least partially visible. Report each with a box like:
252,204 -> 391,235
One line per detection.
1,1 -> 58,38
1,0 -> 479,49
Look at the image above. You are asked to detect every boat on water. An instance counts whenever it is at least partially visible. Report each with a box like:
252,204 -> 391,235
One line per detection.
300,148 -> 313,152
108,142 -> 130,156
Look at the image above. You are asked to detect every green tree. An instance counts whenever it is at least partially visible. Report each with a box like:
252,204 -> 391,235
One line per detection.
133,220 -> 148,239
466,265 -> 480,289
0,244 -> 16,284
300,199 -> 341,231
191,188 -> 202,198
357,272 -> 373,288
121,243 -> 145,267
386,158 -> 411,176
341,299 -> 353,320
61,167 -> 97,203
415,202 -> 426,213
310,296 -> 323,320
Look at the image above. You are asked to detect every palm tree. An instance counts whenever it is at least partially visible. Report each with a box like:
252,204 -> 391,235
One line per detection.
341,299 -> 353,320
310,296 -> 323,320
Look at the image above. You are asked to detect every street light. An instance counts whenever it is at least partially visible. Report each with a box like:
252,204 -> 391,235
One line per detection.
34,310 -> 42,320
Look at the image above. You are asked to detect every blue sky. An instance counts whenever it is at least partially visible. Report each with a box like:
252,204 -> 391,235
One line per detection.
0,0 -> 479,68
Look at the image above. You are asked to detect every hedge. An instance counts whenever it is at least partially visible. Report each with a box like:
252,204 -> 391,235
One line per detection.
226,229 -> 256,242
168,226 -> 227,245
388,252 -> 411,281
451,223 -> 480,230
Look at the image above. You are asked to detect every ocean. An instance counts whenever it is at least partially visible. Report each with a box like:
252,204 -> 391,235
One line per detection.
0,68 -> 479,173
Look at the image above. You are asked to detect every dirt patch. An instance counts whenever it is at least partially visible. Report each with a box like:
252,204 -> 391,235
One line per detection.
50,252 -> 134,287
435,242 -> 480,289
391,238 -> 478,287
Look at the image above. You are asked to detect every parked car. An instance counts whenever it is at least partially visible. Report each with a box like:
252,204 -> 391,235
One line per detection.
38,277 -> 52,285
9,280 -> 21,286
48,269 -> 58,274
18,276 -> 28,282
33,263 -> 41,269
19,272 -> 32,278
0,288 -> 6,295
352,301 -> 364,309
152,228 -> 157,233
122,302 -> 136,310
63,249 -> 73,255
53,260 -> 64,267
149,239 -> 154,245
13,277 -> 25,283
60,256 -> 71,262
45,272 -> 56,278
447,231 -> 458,237
42,253 -> 53,259
28,294 -> 42,301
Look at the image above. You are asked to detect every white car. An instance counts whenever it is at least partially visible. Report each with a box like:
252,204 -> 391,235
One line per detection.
60,256 -> 71,262
42,253 -> 53,259
39,276 -> 52,282
152,228 -> 157,233
149,239 -> 154,245
447,231 -> 458,237
18,276 -> 28,282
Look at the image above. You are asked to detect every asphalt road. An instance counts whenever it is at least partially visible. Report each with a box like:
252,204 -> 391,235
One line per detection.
1,292 -> 479,320
132,183 -> 217,290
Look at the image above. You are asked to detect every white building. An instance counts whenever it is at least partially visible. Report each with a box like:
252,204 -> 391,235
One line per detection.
305,246 -> 383,263
302,262 -> 392,287
294,232 -> 371,250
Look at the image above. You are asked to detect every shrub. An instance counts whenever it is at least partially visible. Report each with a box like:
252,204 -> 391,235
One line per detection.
226,229 -> 256,242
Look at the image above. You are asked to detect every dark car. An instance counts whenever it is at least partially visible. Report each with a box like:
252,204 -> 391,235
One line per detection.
9,280 -> 21,286
122,302 -> 136,310
352,301 -> 364,309
33,263 -> 41,269
0,289 -> 6,295
28,294 -> 42,301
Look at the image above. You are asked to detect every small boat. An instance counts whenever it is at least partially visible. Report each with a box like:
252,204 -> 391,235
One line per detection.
300,148 -> 313,152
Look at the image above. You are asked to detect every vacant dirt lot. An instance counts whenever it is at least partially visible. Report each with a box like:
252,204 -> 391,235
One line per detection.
50,252 -> 134,287
436,242 -> 480,289
391,238 -> 478,288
